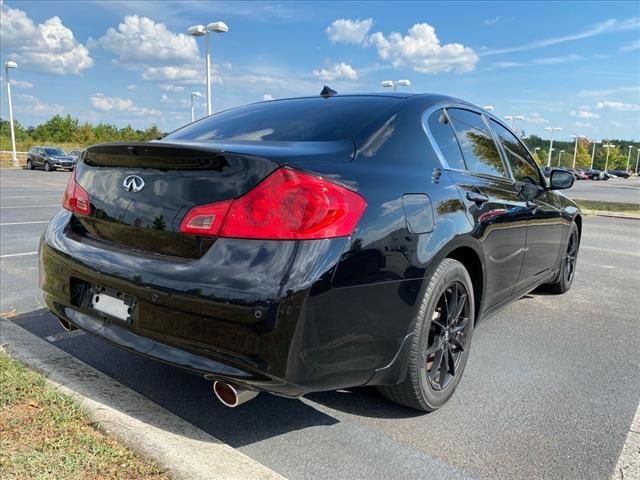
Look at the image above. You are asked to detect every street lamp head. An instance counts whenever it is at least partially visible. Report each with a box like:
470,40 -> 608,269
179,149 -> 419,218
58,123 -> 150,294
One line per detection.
505,115 -> 513,120
5,61 -> 18,70
534,147 -> 540,151
207,21 -> 229,33
187,25 -> 206,36
397,79 -> 411,87
191,91 -> 202,98
381,80 -> 394,88
515,115 -> 525,120
483,105 -> 494,112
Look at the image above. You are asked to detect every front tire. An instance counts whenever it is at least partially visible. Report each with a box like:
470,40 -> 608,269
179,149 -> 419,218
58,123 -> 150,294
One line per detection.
26,159 -> 33,170
44,161 -> 52,172
378,258 -> 475,412
545,223 -> 580,294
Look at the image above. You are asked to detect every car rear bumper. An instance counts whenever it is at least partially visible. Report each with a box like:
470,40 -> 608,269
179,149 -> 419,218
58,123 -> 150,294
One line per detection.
40,210 -> 418,397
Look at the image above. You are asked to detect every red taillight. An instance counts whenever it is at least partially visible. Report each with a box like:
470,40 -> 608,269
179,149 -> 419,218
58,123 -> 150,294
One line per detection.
62,171 -> 90,216
179,168 -> 366,240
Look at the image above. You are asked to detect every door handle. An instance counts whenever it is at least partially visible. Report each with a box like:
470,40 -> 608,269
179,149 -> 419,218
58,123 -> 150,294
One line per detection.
466,191 -> 489,204
526,200 -> 538,210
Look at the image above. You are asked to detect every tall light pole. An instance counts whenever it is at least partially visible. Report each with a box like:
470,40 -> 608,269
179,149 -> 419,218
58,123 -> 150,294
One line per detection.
557,149 -> 565,167
188,21 -> 228,116
571,134 -> 585,169
602,143 -> 615,172
626,145 -> 633,172
381,79 -> 411,92
545,127 -> 562,168
4,61 -> 18,167
590,140 -> 601,169
504,115 -> 525,131
190,91 -> 202,122
635,148 -> 640,174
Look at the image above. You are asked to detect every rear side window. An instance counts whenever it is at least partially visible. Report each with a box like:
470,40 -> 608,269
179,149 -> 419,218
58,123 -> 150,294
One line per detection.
446,108 -> 507,178
165,97 -> 401,143
490,120 -> 542,185
426,109 -> 466,170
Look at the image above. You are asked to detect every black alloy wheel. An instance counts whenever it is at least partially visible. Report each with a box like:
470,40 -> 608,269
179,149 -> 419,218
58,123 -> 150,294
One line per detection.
426,282 -> 471,391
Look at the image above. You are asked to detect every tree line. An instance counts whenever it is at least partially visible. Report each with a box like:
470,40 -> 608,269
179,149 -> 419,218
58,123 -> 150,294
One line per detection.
0,115 -> 163,151
0,114 -> 638,172
525,135 -> 639,171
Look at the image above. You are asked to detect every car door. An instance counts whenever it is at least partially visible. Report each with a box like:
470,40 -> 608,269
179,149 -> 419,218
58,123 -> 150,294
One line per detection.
488,119 -> 564,291
33,148 -> 43,167
426,107 -> 529,309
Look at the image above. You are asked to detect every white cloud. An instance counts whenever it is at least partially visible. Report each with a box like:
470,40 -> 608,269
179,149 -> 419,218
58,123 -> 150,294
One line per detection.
484,16 -> 501,26
620,40 -> 640,52
127,84 -> 137,91
481,17 -> 640,56
535,53 -> 583,65
578,85 -> 640,97
90,93 -> 161,115
263,94 -> 274,101
610,120 -> 624,128
0,4 -> 93,75
569,108 -> 600,119
97,15 -> 199,65
369,23 -> 478,74
15,94 -> 64,116
491,61 -> 522,69
312,62 -> 358,81
159,84 -> 185,92
596,100 -> 640,111
326,18 -> 373,45
142,65 -> 219,84
10,79 -> 33,89
575,121 -> 593,128
525,112 -> 548,124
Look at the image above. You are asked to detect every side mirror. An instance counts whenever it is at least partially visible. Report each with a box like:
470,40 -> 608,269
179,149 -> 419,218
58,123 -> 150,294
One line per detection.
549,169 -> 575,190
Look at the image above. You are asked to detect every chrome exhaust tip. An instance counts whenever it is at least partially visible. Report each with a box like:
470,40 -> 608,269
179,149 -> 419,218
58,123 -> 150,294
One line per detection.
57,317 -> 77,332
213,381 -> 259,408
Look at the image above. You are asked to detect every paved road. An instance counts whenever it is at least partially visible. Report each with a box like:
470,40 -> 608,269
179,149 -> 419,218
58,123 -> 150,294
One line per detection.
2,168 -> 640,480
565,177 -> 640,204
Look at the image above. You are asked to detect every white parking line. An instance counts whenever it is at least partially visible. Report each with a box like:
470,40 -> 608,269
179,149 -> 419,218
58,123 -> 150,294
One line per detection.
0,251 -> 38,258
1,220 -> 50,226
0,204 -> 59,209
611,401 -> 640,479
1,195 -> 61,199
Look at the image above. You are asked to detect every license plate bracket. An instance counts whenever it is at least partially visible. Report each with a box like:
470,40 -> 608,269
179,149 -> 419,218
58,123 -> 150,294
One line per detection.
83,283 -> 137,324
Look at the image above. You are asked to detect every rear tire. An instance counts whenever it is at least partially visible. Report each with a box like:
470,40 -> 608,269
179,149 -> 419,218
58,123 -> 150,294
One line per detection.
26,159 -> 33,170
377,258 -> 475,412
44,161 -> 52,172
545,223 -> 580,294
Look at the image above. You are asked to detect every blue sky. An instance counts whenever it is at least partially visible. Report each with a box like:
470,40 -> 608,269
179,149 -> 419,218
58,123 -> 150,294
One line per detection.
1,0 -> 639,140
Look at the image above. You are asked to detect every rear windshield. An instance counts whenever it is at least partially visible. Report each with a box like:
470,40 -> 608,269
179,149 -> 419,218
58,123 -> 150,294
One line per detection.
165,96 -> 401,143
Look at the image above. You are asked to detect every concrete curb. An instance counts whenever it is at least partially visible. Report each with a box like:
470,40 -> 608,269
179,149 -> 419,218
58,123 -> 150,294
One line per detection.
0,319 -> 286,480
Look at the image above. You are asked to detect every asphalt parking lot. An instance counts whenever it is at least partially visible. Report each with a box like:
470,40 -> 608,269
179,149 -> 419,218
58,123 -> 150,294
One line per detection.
566,177 -> 640,204
1,168 -> 639,480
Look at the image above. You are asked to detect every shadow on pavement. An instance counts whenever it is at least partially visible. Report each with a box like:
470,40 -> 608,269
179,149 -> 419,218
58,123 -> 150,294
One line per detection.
11,309 -> 340,448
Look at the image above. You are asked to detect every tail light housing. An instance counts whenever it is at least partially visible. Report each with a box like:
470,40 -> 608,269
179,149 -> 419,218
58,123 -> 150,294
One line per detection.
62,171 -> 90,216
180,168 -> 366,240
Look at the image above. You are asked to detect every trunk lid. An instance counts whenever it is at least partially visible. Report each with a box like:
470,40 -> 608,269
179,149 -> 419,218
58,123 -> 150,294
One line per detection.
72,140 -> 353,258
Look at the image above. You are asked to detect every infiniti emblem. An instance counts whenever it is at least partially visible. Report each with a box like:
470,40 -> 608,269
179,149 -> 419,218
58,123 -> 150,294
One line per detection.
123,175 -> 145,193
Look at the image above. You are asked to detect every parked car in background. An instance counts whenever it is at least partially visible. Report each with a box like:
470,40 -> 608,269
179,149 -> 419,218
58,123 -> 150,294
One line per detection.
607,169 -> 630,179
26,146 -> 77,171
584,168 -> 609,180
68,150 -> 82,160
568,168 -> 588,180
40,92 -> 582,412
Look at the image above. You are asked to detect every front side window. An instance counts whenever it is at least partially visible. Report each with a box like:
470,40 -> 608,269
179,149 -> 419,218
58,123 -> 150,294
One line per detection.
426,109 -> 465,170
446,108 -> 507,178
490,120 -> 542,185
44,148 -> 65,156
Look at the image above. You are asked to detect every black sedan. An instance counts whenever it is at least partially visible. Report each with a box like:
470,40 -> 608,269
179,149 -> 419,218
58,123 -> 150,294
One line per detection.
40,92 -> 581,411
27,146 -> 76,171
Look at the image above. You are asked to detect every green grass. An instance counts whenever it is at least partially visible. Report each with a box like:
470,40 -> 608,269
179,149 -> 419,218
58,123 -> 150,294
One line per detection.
573,199 -> 640,215
0,352 -> 168,480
